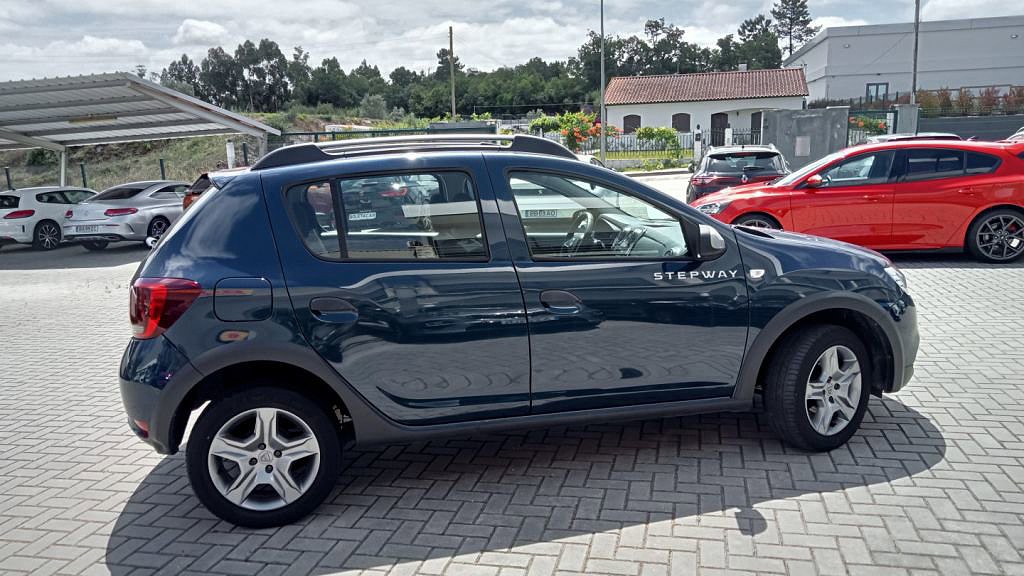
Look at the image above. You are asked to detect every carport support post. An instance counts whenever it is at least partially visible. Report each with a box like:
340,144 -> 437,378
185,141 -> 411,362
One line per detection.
159,158 -> 166,180
241,142 -> 249,165
59,150 -> 67,186
4,167 -> 11,190
79,163 -> 87,188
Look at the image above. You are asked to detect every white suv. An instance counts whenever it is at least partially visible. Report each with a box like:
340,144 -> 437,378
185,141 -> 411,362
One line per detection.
0,186 -> 96,250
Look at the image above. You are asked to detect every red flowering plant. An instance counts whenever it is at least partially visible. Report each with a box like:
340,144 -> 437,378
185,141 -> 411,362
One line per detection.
555,112 -> 621,152
848,115 -> 889,135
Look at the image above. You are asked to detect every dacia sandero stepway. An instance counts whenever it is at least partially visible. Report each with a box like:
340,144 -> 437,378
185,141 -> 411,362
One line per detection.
120,134 -> 919,527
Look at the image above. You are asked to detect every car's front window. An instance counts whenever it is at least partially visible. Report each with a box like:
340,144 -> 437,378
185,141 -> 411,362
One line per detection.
774,152 -> 844,187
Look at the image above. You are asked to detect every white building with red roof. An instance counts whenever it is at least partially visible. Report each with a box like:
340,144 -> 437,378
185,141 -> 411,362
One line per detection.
604,68 -> 808,144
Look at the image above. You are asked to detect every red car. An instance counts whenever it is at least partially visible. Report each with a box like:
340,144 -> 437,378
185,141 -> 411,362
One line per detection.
691,140 -> 1024,262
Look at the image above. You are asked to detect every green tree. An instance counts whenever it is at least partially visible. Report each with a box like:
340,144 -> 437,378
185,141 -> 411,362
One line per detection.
199,46 -> 240,108
736,15 -> 783,69
287,46 -> 312,101
160,54 -> 201,97
771,0 -> 820,56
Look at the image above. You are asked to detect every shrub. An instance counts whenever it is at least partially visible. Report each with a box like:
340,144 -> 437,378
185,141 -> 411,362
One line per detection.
358,94 -> 388,119
953,88 -> 975,116
936,88 -> 953,115
529,116 -> 561,134
635,126 -> 679,150
978,87 -> 1000,114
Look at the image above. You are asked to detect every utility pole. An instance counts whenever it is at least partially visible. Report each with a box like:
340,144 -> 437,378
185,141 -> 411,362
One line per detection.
449,26 -> 457,120
911,0 -> 920,105
599,0 -> 607,164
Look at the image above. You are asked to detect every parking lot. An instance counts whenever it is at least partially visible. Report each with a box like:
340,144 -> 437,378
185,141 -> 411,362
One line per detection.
1,233 -> 1023,575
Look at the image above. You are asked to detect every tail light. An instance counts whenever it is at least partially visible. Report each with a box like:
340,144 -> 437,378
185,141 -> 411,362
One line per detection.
65,209 -> 73,218
380,186 -> 409,198
130,278 -> 202,339
105,207 -> 138,217
3,209 -> 35,219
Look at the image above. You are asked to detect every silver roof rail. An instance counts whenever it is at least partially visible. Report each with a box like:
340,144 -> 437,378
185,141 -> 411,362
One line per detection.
252,134 -> 577,170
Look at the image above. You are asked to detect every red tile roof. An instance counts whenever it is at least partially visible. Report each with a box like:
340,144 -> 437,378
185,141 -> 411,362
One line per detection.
605,68 -> 808,105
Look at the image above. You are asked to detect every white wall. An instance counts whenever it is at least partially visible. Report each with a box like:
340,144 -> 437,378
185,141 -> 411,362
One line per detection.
605,96 -> 805,133
788,16 -> 1024,101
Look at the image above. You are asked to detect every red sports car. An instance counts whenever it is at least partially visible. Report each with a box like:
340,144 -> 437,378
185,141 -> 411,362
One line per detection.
691,140 -> 1024,262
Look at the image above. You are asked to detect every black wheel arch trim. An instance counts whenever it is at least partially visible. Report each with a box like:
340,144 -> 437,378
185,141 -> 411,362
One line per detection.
732,291 -> 905,404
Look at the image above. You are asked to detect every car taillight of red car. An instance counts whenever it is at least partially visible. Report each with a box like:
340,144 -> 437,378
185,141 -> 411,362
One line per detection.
130,278 -> 202,339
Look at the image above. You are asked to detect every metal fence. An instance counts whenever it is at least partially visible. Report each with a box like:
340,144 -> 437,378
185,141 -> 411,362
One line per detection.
542,131 -> 696,159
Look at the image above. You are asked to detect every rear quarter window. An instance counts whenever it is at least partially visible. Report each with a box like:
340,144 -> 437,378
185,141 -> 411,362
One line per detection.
0,195 -> 18,208
965,152 -> 1001,175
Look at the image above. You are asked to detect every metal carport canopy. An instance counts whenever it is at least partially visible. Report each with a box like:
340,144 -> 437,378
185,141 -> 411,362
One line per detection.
0,72 -> 280,184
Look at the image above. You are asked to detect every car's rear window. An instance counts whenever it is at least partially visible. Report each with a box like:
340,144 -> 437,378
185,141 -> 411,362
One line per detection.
705,152 -> 784,174
92,185 -> 147,201
187,175 -> 213,195
0,195 -> 18,208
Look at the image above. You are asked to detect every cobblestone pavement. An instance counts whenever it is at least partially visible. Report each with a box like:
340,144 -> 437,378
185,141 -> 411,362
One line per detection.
1,243 -> 1023,576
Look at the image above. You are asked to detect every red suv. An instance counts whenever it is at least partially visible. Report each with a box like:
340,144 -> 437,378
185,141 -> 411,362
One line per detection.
691,140 -> 1024,262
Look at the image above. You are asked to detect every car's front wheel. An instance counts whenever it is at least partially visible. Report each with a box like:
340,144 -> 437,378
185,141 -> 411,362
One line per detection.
732,213 -> 780,229
764,325 -> 870,451
966,209 -> 1024,263
186,386 -> 341,527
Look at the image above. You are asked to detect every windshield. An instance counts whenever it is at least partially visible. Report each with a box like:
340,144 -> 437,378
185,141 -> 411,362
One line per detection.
773,152 -> 843,187
91,185 -> 148,201
704,152 -> 785,174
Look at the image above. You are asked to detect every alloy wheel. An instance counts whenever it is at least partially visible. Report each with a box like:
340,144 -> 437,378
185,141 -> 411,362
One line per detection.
150,219 -> 169,238
207,407 -> 321,511
975,214 -> 1024,261
37,223 -> 60,250
737,217 -> 777,229
805,345 -> 862,436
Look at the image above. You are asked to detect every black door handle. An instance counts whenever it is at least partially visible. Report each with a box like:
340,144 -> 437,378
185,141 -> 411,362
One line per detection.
309,297 -> 358,324
539,290 -> 582,315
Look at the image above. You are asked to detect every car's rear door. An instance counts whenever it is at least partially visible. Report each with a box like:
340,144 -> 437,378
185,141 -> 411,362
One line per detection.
790,150 -> 896,248
262,154 -> 531,425
489,156 -> 749,413
889,148 -> 993,248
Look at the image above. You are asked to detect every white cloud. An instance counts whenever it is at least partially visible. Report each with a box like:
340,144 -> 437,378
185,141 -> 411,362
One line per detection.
813,16 -> 869,30
173,19 -> 231,46
921,0 -> 1023,20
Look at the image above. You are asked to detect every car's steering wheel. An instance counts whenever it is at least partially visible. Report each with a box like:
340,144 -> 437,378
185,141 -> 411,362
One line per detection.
561,210 -> 595,257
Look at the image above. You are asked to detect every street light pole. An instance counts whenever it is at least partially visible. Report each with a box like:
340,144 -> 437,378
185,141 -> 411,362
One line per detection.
599,0 -> 607,164
911,0 -> 920,105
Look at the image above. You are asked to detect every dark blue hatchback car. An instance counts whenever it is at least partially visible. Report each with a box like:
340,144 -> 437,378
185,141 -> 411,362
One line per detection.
120,135 -> 918,527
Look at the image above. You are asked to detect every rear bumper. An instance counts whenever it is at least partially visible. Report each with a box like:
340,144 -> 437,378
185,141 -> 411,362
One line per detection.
64,221 -> 144,242
119,335 -> 202,455
0,221 -> 32,243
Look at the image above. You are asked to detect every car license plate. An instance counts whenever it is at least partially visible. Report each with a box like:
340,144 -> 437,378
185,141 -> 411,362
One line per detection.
348,211 -> 376,221
524,209 -> 557,218
76,225 -> 99,233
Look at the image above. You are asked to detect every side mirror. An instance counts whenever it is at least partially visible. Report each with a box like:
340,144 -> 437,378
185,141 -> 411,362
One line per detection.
697,224 -> 727,261
145,236 -> 159,249
805,174 -> 825,188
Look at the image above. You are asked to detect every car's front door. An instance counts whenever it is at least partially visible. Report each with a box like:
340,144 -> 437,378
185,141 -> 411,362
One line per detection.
493,164 -> 750,413
790,150 -> 896,248
265,157 -> 531,425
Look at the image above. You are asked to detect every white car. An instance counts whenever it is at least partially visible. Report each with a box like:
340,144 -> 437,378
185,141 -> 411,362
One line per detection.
0,186 -> 96,250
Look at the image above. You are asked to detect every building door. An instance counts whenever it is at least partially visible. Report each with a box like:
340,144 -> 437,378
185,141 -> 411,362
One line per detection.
710,113 -> 729,146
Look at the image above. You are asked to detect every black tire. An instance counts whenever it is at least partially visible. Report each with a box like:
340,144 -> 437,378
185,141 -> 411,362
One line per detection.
148,216 -> 171,239
965,208 -> 1024,263
82,241 -> 109,251
186,385 -> 342,528
763,324 -> 871,452
732,212 -> 781,230
32,220 -> 62,250
685,184 -> 696,204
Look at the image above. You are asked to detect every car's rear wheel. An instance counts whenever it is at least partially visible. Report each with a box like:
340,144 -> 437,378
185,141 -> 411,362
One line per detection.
148,216 -> 171,239
186,385 -> 341,528
82,241 -> 109,251
764,325 -> 870,451
732,213 -> 780,229
33,220 -> 61,250
966,209 -> 1024,263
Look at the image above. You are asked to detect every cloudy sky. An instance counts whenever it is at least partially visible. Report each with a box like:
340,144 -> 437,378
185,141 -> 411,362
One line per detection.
0,0 -> 1016,81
